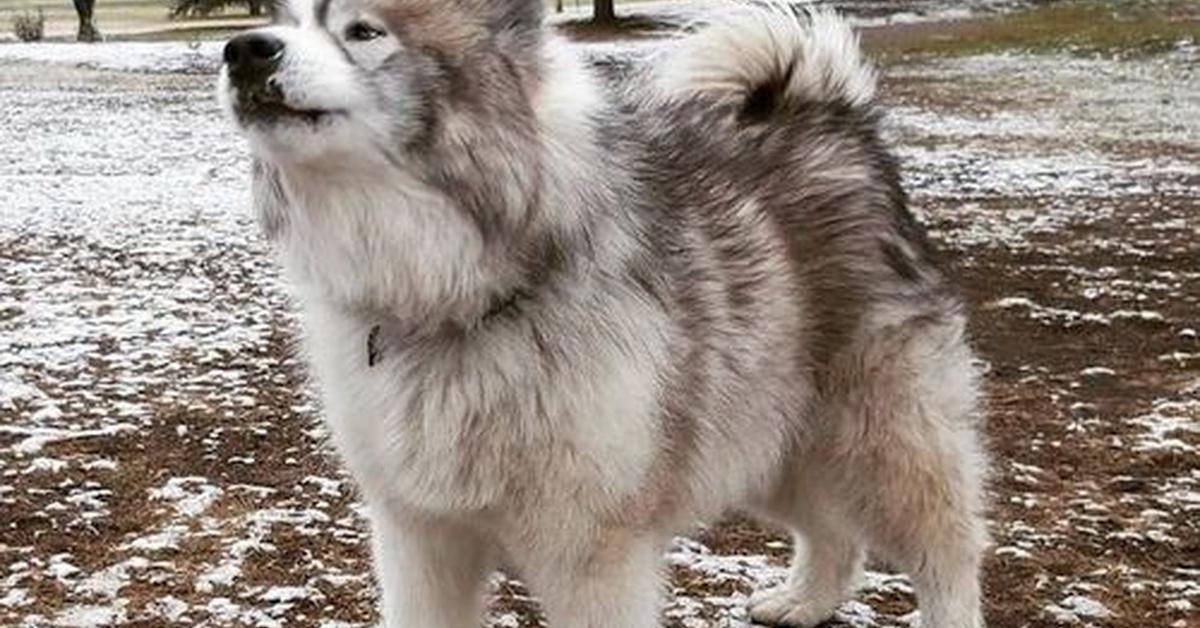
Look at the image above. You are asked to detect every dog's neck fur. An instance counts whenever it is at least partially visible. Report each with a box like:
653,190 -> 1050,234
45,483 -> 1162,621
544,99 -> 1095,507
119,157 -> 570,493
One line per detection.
265,36 -> 637,341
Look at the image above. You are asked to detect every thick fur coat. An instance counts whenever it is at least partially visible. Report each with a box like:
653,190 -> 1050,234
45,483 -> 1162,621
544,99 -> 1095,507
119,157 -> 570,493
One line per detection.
219,1 -> 989,626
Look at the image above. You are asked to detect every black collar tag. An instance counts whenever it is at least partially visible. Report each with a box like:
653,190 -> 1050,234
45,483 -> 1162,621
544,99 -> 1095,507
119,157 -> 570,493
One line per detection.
367,324 -> 382,367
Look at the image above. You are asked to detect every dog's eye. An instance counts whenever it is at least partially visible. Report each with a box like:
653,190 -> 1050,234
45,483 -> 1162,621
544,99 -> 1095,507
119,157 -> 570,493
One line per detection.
345,21 -> 385,42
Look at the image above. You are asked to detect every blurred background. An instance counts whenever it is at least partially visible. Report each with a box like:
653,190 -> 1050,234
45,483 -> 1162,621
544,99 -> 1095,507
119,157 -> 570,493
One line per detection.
1,0 -> 1190,44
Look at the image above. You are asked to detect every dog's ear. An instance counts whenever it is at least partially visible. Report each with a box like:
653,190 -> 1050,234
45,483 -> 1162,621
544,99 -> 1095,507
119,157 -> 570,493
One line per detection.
467,0 -> 543,35
495,0 -> 543,31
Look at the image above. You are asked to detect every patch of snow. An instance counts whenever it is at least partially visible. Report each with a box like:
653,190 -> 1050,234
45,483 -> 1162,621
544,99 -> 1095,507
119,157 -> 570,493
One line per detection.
987,297 -> 1111,327
0,588 -> 30,608
79,459 -> 118,472
258,586 -> 309,603
123,526 -> 187,552
1127,395 -> 1199,453
0,372 -> 41,409
50,602 -> 127,627
491,614 -> 522,628
78,558 -> 148,598
45,555 -> 80,581
204,597 -> 241,623
2,424 -> 137,456
1079,366 -> 1116,379
23,457 -> 69,473
1045,594 -> 1112,623
196,562 -> 242,594
0,42 -> 222,74
149,476 -> 224,517
302,475 -> 343,497
995,546 -> 1034,559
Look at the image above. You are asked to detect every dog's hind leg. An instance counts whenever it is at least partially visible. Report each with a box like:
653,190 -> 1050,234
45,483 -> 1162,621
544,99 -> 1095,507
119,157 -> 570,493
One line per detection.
370,509 -> 493,628
751,472 -> 865,627
833,316 -> 989,628
849,424 -> 988,628
848,424 -> 988,628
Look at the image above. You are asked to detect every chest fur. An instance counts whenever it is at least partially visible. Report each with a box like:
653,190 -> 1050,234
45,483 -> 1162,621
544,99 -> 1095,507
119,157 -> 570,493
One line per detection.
299,299 -> 668,516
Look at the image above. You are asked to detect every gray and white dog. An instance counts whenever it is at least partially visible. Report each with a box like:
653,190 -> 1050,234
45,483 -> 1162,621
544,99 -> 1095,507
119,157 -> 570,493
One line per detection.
219,0 -> 989,626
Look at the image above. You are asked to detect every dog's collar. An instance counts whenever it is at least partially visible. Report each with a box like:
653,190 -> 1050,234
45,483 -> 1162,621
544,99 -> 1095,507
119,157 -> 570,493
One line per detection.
365,288 -> 530,368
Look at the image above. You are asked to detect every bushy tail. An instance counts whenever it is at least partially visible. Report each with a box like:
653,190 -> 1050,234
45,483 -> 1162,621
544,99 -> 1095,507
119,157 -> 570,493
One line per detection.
655,2 -> 876,110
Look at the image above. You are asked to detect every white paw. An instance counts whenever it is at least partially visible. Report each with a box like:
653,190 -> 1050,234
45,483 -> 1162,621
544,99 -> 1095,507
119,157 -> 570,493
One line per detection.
749,585 -> 836,627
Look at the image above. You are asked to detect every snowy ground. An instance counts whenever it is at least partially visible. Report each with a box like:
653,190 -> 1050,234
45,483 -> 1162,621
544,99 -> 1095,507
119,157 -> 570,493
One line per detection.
1,17 -> 1198,628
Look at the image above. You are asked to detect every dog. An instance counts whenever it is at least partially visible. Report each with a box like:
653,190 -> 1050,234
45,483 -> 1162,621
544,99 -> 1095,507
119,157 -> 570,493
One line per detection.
219,1 -> 989,626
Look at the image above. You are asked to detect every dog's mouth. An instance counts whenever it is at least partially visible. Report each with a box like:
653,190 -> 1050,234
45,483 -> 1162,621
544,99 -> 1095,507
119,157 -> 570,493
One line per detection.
235,85 -> 342,127
247,101 -> 333,124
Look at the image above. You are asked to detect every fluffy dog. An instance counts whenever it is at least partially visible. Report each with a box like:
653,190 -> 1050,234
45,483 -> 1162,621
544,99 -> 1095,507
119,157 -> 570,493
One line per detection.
219,1 -> 989,626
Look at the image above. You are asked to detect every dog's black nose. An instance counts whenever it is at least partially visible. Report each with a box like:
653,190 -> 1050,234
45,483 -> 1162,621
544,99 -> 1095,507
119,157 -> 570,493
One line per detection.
223,32 -> 284,83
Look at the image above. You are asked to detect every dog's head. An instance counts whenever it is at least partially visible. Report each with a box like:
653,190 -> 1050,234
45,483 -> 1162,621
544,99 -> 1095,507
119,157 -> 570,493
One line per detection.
218,0 -> 601,318
219,0 -> 543,164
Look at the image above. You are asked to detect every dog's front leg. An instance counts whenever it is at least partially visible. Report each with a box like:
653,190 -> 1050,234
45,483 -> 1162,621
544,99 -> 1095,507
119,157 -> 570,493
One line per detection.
529,533 -> 663,628
370,509 -> 492,628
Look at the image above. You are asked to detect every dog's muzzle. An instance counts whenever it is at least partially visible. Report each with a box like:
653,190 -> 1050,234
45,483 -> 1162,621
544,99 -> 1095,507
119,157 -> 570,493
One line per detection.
222,33 -> 329,124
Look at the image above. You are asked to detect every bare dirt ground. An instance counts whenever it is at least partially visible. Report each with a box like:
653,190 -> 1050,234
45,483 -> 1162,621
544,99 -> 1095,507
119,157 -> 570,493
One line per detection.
1,6 -> 1197,628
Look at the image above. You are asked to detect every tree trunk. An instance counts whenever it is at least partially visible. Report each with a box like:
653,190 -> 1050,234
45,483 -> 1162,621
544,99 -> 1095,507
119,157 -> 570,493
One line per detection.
593,0 -> 615,24
248,0 -> 262,17
73,0 -> 101,42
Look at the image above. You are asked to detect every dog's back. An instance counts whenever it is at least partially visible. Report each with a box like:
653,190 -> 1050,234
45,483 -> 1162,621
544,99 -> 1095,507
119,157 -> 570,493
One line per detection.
607,6 -> 964,370
600,5 -> 973,451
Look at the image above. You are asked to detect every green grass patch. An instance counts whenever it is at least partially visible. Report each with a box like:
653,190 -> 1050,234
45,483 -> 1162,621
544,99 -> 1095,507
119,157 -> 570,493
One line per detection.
869,0 -> 1200,60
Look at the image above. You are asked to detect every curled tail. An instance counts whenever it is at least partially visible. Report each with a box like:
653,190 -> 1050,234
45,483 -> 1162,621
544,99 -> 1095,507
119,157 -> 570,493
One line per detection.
655,2 -> 876,110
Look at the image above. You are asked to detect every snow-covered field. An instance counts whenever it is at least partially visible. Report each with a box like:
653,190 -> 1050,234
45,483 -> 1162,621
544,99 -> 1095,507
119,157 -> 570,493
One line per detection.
1,23 -> 1197,628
